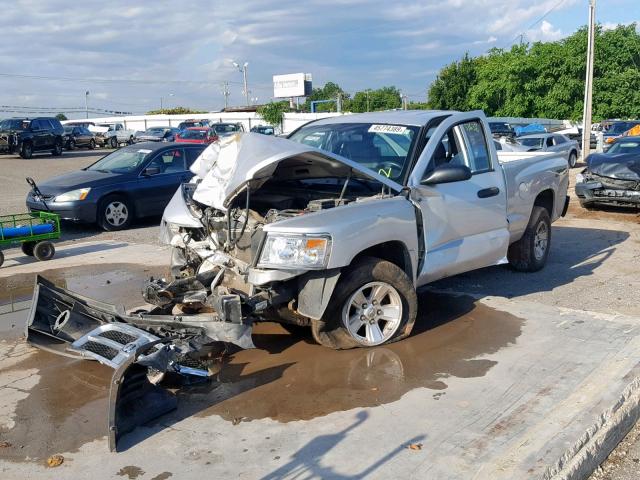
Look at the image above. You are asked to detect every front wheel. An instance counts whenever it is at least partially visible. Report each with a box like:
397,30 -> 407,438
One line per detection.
568,151 -> 577,168
67,138 -> 75,150
89,139 -> 96,149
51,140 -> 63,156
507,206 -> 551,272
311,257 -> 417,349
110,136 -> 118,148
20,142 -> 33,159
98,195 -> 132,231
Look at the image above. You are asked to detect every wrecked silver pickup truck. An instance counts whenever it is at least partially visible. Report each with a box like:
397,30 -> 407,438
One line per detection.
26,110 -> 569,449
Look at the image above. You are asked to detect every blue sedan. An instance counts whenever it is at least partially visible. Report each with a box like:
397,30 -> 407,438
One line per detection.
26,142 -> 207,231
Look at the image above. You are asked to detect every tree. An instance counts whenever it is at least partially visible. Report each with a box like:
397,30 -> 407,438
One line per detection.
257,101 -> 289,127
350,86 -> 402,112
303,82 -> 349,112
427,23 -> 640,121
55,113 -> 68,121
146,106 -> 207,115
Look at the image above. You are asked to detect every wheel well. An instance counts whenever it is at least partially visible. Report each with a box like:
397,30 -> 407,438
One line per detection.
534,189 -> 554,217
351,241 -> 412,278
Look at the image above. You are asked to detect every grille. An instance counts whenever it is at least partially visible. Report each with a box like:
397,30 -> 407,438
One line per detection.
98,330 -> 137,345
82,341 -> 119,360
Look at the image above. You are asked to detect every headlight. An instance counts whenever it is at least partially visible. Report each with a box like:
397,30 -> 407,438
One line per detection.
575,173 -> 584,184
54,187 -> 91,202
258,234 -> 331,270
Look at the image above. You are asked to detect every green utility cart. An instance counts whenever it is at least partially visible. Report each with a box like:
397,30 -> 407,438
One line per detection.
0,211 -> 61,267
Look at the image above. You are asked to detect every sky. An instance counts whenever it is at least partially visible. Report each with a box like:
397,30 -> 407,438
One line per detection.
0,0 -> 638,118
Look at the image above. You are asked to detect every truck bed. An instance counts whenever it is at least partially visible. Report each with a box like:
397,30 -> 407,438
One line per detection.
497,151 -> 569,243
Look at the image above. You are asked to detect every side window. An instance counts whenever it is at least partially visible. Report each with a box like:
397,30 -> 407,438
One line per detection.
494,140 -> 502,151
428,120 -> 491,174
31,120 -> 43,130
116,124 -> 123,131
185,148 -> 202,167
554,135 -> 566,145
546,137 -> 554,147
459,121 -> 491,173
148,149 -> 186,174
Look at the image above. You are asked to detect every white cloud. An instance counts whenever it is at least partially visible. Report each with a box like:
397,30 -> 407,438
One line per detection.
526,20 -> 564,42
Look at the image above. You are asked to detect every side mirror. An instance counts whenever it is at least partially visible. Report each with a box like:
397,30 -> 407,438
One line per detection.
142,166 -> 161,176
421,164 -> 472,185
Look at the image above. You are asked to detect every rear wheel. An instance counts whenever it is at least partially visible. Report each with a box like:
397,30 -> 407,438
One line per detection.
311,257 -> 417,349
99,195 -> 132,231
20,142 -> 33,159
68,138 -> 75,150
507,206 -> 551,272
568,151 -> 577,168
51,140 -> 63,156
33,241 -> 55,261
89,139 -> 96,149
21,241 -> 35,256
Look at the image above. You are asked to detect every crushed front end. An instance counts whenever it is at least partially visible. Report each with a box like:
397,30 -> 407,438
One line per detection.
576,171 -> 640,207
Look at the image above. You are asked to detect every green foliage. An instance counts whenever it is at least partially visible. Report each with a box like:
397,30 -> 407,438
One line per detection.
350,86 -> 402,112
257,101 -> 289,126
146,106 -> 207,115
427,24 -> 640,121
303,82 -> 349,112
55,113 -> 68,121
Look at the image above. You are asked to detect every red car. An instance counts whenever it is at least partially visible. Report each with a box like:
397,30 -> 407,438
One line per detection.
175,127 -> 218,144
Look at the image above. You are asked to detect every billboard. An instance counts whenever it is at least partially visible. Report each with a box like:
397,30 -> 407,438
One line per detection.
273,73 -> 312,98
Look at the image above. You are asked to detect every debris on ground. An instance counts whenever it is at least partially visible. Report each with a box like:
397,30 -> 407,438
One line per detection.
46,454 -> 64,467
407,443 -> 423,451
0,441 -> 11,448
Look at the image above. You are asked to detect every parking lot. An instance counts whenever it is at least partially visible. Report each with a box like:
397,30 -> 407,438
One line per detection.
0,149 -> 639,479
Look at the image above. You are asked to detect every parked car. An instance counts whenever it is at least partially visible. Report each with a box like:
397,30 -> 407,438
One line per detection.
134,127 -> 180,143
575,136 -> 640,209
63,126 -> 96,150
95,122 -> 137,148
175,127 -> 218,144
488,121 -> 514,138
177,120 -> 209,130
250,125 -> 275,135
0,117 -> 64,158
210,122 -> 244,138
152,110 -> 569,349
493,139 -> 532,152
518,133 -> 580,167
603,121 -> 640,150
26,142 -> 207,231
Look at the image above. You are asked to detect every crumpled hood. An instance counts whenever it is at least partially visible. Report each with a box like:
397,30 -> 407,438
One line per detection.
189,132 -> 402,211
587,153 -> 640,181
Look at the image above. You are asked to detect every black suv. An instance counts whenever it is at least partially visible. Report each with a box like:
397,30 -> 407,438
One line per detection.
0,117 -> 65,158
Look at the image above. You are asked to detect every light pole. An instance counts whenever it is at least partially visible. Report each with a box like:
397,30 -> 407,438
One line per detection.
160,93 -> 174,112
582,0 -> 596,159
232,61 -> 250,106
85,91 -> 89,119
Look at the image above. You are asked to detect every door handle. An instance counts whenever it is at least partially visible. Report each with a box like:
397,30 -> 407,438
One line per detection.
477,187 -> 500,198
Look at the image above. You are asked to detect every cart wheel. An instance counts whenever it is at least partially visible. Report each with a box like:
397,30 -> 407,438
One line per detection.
0,250 -> 4,267
33,241 -> 55,261
21,241 -> 35,256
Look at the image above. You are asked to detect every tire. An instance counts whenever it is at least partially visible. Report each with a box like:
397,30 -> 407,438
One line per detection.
51,140 -> 63,156
568,151 -> 577,168
21,241 -> 35,256
98,195 -> 133,231
127,136 -> 134,145
0,250 -> 4,267
20,142 -> 33,159
68,139 -> 75,150
33,241 -> 55,261
311,257 -> 417,349
109,136 -> 118,148
507,206 -> 551,272
89,139 -> 95,149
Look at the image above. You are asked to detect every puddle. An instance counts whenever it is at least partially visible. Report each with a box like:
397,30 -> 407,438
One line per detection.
0,263 -> 167,461
182,292 -> 523,423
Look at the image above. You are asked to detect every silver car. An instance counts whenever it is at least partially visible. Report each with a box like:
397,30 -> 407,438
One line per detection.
518,133 -> 580,167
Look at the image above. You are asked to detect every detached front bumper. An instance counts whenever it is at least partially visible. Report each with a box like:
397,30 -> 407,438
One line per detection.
575,182 -> 640,206
26,276 -> 253,451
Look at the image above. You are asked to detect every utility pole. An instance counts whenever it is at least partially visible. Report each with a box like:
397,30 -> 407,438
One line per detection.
581,0 -> 596,160
85,91 -> 89,119
336,93 -> 342,113
365,89 -> 370,112
232,61 -> 250,106
222,82 -> 230,109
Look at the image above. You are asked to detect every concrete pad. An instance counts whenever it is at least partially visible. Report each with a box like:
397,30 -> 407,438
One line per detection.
0,291 -> 639,479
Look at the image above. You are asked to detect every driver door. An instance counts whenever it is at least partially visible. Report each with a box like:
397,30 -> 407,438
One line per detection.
408,113 -> 510,285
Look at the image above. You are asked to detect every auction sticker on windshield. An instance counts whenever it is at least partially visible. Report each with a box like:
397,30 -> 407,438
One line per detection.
137,149 -> 152,154
368,124 -> 408,135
